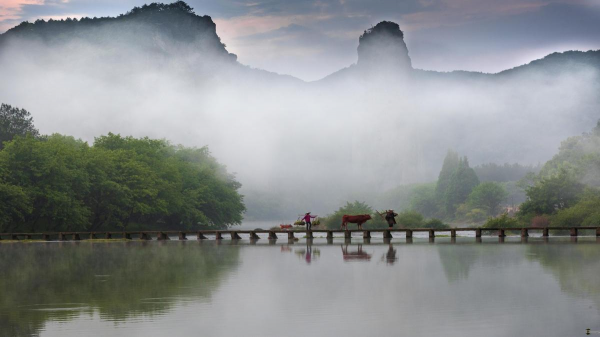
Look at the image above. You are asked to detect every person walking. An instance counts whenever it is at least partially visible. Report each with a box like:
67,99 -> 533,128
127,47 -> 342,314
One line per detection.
303,212 -> 317,231
385,209 -> 398,228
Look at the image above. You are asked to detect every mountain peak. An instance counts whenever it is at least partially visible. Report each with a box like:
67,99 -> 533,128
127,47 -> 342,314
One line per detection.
357,21 -> 412,72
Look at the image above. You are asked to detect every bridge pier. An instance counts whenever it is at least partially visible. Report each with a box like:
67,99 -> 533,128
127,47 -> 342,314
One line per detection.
543,227 -> 549,237
268,231 -> 277,240
363,231 -> 371,239
158,232 -> 170,240
72,233 -> 81,241
250,232 -> 260,240
231,232 -> 242,240
597,228 -> 600,237
405,229 -> 413,239
450,229 -> 456,238
306,231 -> 313,239
43,234 -> 51,241
124,233 -> 132,240
58,233 -> 66,241
89,233 -> 97,240
383,230 -> 392,239
140,232 -> 151,240
475,229 -> 482,238
287,232 -> 295,240
570,228 -> 578,237
179,232 -> 187,240
105,232 -> 112,239
498,229 -> 505,237
11,234 -> 19,240
197,232 -> 207,240
499,236 -> 505,243
428,229 -> 435,239
450,236 -> 456,244
521,228 -> 528,237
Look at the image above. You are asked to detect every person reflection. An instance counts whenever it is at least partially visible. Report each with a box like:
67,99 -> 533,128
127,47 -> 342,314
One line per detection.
341,244 -> 371,262
385,244 -> 397,265
305,244 -> 312,264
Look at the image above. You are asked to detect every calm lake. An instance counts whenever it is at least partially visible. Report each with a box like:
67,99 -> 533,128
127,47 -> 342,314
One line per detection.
1,236 -> 599,337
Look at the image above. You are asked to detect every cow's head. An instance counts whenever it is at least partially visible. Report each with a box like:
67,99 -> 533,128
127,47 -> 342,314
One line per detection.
365,214 -> 372,220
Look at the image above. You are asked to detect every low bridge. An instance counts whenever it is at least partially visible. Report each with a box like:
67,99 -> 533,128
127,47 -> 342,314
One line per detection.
1,226 -> 600,242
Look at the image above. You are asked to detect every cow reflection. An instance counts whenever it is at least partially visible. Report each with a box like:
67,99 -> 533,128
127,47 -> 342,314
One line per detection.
341,244 -> 371,262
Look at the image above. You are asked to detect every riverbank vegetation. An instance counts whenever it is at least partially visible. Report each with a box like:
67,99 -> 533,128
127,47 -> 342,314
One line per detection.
0,104 -> 245,232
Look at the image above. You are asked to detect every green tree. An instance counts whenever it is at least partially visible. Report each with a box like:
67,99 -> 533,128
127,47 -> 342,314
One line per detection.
519,169 -> 584,216
396,210 -> 424,228
435,149 -> 460,207
466,182 -> 508,216
551,189 -> 600,227
483,213 -> 520,228
0,103 -> 39,150
409,183 -> 439,217
444,156 -> 480,216
0,134 -> 91,232
0,183 -> 32,232
322,201 -> 385,229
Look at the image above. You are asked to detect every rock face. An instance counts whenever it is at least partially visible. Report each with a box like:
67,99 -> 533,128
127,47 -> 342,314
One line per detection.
357,21 -> 412,72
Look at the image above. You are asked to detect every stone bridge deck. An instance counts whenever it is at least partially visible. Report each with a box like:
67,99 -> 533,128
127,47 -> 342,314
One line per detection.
1,227 -> 599,241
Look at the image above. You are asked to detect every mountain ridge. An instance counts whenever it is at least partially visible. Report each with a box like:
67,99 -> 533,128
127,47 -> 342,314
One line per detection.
1,1 -> 599,82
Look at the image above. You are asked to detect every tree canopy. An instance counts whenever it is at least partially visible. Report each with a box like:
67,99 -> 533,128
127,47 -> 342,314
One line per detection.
0,132 -> 245,232
0,104 -> 39,150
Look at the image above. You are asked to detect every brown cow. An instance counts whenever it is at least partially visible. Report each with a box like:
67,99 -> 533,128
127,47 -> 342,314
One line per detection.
341,214 -> 372,230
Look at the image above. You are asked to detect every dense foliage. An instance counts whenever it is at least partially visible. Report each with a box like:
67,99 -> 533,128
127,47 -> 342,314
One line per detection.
0,106 -> 245,232
484,120 -> 600,228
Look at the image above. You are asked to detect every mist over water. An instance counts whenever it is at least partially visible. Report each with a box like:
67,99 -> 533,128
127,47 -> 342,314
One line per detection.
0,15 -> 598,217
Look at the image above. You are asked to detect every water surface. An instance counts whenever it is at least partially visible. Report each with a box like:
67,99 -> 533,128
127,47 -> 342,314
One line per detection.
1,237 -> 599,337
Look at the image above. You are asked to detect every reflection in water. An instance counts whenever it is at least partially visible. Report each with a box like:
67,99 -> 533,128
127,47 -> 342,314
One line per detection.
341,244 -> 371,262
384,244 -> 397,265
1,239 -> 600,337
0,242 -> 239,337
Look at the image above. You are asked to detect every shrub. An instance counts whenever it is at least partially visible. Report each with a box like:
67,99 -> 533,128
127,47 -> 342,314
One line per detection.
531,215 -> 549,227
397,210 -> 424,228
423,218 -> 449,229
483,213 -> 520,228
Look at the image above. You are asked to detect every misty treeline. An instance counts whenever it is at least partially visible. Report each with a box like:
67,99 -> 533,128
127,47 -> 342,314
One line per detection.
369,152 -> 528,224
315,155 -> 525,229
484,121 -> 600,229
0,104 -> 244,233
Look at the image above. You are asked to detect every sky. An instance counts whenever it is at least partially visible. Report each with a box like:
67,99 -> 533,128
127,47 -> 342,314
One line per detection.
1,0 -> 600,81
